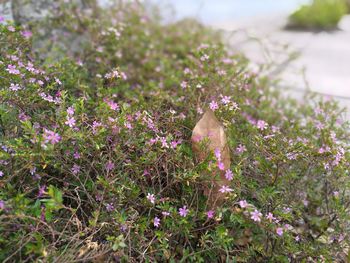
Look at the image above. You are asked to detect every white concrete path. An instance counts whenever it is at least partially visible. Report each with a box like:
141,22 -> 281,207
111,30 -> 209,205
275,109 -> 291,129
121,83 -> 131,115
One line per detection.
212,14 -> 350,114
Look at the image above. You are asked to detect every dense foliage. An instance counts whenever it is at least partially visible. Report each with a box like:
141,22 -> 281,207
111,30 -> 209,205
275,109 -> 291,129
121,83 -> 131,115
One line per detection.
1,1 -> 350,262
288,0 -> 348,30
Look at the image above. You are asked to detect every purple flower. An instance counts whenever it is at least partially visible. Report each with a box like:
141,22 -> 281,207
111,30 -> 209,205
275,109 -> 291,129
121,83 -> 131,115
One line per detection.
284,224 -> 293,231
315,121 -> 324,130
239,200 -> 248,208
73,151 -> 81,159
219,185 -> 233,193
105,99 -> 119,111
105,203 -> 115,212
9,83 -> 21,91
146,193 -> 155,204
170,141 -> 180,149
105,161 -> 115,172
217,161 -> 225,171
209,101 -> 219,111
180,81 -> 187,89
162,211 -> 170,217
250,210 -> 262,222
256,120 -> 268,130
0,200 -> 5,210
7,25 -> 15,32
43,129 -> 61,145
0,16 -> 4,23
38,185 -> 46,198
179,206 -> 189,217
224,169 -> 233,181
71,164 -> 80,175
0,171 -> 3,177
276,227 -> 284,236
206,210 -> 215,219
221,96 -> 231,105
153,217 -> 160,227
266,212 -> 275,222
236,144 -> 246,154
67,107 -> 75,115
159,137 -> 169,148
21,30 -> 32,39
214,148 -> 221,160
65,117 -> 76,128
6,65 -> 20,75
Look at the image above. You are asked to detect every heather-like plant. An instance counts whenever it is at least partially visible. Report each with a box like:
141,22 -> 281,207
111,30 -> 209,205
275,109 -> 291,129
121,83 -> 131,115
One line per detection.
0,1 -> 350,262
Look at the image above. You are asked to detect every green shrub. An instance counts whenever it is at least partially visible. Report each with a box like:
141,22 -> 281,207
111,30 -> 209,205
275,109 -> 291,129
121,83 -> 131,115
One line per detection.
0,1 -> 350,262
288,0 -> 348,30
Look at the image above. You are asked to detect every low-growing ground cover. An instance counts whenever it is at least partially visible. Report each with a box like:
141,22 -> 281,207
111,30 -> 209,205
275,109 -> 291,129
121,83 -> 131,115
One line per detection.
0,1 -> 350,262
287,0 -> 348,30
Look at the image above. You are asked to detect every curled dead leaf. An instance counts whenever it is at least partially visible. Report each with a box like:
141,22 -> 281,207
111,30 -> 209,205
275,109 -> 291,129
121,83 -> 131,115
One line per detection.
191,109 -> 231,207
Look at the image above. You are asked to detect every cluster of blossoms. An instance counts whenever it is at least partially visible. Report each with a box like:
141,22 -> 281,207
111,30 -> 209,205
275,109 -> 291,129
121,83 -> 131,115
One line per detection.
65,106 -> 76,128
238,200 -> 298,239
208,95 -> 239,112
42,129 -> 61,146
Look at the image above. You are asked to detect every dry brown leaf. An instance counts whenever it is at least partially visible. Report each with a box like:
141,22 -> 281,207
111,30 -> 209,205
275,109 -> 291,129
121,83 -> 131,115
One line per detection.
191,109 -> 231,207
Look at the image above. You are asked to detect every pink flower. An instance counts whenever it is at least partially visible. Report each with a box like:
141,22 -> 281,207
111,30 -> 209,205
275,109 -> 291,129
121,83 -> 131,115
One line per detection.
7,25 -> 15,32
37,185 -> 46,198
221,96 -> 231,105
107,100 -> 119,111
236,144 -> 246,154
276,227 -> 284,236
200,54 -> 209,61
73,152 -> 81,159
217,161 -> 225,171
315,121 -> 324,130
219,185 -> 233,193
284,224 -> 293,231
239,200 -> 248,208
171,140 -> 181,149
0,200 -> 5,210
105,161 -> 115,172
21,30 -> 32,39
153,217 -> 160,227
179,206 -> 189,217
209,101 -> 219,111
266,212 -> 275,222
71,164 -> 80,175
9,83 -> 21,91
105,203 -> 114,212
146,193 -> 155,204
67,107 -> 75,115
224,169 -> 233,181
159,137 -> 169,148
6,64 -> 20,75
256,120 -> 268,130
124,122 -> 132,129
250,210 -> 262,222
43,129 -> 61,144
65,117 -> 76,128
206,210 -> 215,219
162,211 -> 170,217
214,148 -> 221,160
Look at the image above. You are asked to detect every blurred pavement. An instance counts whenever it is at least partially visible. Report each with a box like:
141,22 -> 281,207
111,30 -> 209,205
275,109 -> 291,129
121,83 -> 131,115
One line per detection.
215,14 -> 350,114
